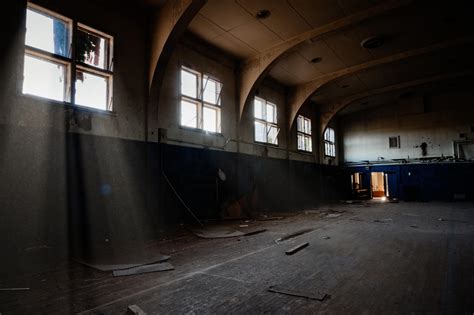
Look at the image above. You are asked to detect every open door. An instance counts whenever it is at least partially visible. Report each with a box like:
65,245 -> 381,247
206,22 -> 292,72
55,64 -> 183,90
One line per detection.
351,172 -> 369,199
371,172 -> 385,199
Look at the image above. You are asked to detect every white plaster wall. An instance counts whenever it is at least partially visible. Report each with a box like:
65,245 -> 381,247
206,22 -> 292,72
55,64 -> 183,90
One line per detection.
341,90 -> 474,162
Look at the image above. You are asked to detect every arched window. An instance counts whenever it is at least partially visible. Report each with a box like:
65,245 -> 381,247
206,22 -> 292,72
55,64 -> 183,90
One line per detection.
324,127 -> 336,157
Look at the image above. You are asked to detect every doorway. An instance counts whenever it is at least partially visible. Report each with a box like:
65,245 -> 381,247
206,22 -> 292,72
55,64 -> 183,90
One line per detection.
351,172 -> 369,199
371,172 -> 386,199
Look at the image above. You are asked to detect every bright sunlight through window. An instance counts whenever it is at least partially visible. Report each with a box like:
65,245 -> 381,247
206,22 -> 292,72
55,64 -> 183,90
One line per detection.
180,67 -> 222,133
23,3 -> 113,111
254,97 -> 279,145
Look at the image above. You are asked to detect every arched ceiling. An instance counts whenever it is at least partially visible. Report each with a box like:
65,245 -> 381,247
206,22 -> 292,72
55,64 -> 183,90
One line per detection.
185,0 -> 474,129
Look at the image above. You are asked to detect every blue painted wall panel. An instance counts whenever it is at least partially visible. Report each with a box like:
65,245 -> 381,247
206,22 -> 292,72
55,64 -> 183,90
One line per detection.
345,163 -> 474,201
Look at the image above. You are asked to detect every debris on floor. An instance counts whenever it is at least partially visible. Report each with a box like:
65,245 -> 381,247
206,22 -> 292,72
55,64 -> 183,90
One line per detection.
304,210 -> 320,215
323,236 -> 331,240
410,225 -> 418,228
437,218 -> 468,223
268,286 -> 328,301
373,218 -> 393,223
243,229 -> 267,236
326,213 -> 342,218
257,215 -> 284,221
127,304 -> 147,315
113,262 -> 175,277
73,252 -> 171,272
191,226 -> 267,239
192,226 -> 245,238
275,228 -> 314,243
343,200 -> 362,204
285,242 -> 309,255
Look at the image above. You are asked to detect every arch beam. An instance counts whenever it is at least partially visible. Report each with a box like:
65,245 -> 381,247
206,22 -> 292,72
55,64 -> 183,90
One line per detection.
237,0 -> 412,121
288,37 -> 474,128
148,0 -> 206,92
319,70 -> 474,136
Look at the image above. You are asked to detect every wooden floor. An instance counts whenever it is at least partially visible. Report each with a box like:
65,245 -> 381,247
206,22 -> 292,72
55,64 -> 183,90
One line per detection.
1,201 -> 474,314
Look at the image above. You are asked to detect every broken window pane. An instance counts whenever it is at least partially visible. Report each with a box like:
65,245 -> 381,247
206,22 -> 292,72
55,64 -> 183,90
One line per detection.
26,8 -> 70,57
203,106 -> 218,133
23,54 -> 66,102
75,70 -> 108,110
324,127 -> 335,142
254,98 -> 264,119
76,28 -> 108,70
181,99 -> 198,128
181,70 -> 198,98
255,121 -> 266,142
203,76 -> 221,105
267,125 -> 279,145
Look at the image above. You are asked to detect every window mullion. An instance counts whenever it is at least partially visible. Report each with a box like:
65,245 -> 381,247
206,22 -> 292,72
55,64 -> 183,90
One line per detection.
70,20 -> 78,105
198,101 -> 203,129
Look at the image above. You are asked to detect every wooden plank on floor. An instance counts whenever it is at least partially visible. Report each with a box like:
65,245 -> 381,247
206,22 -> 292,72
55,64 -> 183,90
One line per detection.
268,286 -> 328,301
285,242 -> 309,255
113,262 -> 174,277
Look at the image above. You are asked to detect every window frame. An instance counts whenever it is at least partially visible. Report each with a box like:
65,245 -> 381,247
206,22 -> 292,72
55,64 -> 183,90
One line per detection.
324,127 -> 336,157
180,66 -> 222,134
23,2 -> 114,111
254,97 -> 279,145
297,115 -> 312,152
389,136 -> 400,149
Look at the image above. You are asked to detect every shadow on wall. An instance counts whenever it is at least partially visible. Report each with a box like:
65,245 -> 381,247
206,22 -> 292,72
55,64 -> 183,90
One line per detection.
160,143 -> 345,220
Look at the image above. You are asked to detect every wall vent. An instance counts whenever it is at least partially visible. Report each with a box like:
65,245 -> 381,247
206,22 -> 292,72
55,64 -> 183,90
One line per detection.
389,136 -> 400,148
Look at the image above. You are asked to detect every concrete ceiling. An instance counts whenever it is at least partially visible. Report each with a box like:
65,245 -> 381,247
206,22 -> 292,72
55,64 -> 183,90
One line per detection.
338,76 -> 474,116
186,0 -> 474,118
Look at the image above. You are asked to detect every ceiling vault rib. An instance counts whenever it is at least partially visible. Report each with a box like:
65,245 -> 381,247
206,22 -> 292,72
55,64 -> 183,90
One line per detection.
237,0 -> 413,122
288,37 -> 474,128
148,0 -> 206,91
319,69 -> 474,136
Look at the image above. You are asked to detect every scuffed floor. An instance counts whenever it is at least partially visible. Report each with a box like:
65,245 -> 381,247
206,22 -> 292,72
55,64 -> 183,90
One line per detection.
1,201 -> 474,314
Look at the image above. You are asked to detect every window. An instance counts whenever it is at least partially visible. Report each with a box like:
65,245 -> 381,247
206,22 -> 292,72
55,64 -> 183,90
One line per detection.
180,67 -> 222,133
389,136 -> 400,148
254,97 -> 279,145
297,115 -> 312,152
324,127 -> 336,157
23,3 -> 113,110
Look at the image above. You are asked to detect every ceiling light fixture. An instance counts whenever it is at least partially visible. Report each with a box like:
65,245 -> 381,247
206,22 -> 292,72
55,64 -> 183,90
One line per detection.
310,57 -> 322,64
361,35 -> 385,49
256,9 -> 271,19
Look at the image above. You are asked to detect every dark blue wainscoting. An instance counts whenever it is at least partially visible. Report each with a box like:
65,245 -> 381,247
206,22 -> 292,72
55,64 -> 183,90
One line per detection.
345,163 -> 474,201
